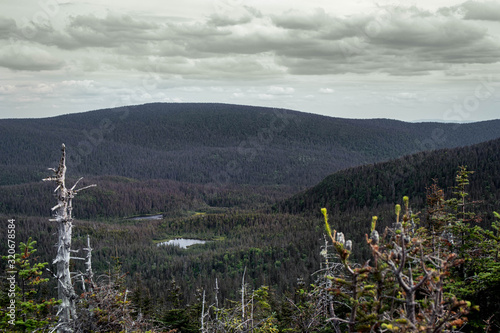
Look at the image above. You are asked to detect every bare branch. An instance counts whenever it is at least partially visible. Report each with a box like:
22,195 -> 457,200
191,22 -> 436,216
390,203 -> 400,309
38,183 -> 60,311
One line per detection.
75,184 -> 97,193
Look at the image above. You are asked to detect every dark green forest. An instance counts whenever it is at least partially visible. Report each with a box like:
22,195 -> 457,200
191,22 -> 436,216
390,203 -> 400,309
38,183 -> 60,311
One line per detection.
1,103 -> 500,332
2,103 -> 500,187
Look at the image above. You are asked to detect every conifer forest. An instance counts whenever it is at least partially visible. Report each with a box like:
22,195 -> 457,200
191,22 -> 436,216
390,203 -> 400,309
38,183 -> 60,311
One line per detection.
1,103 -> 500,332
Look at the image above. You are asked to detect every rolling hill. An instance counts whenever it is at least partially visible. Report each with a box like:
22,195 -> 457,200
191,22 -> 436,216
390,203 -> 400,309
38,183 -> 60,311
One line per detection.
1,103 -> 500,188
1,104 -> 500,330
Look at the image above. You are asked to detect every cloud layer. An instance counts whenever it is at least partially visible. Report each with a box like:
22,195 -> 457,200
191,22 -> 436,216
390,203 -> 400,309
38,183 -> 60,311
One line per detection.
1,1 -> 499,120
2,2 -> 500,75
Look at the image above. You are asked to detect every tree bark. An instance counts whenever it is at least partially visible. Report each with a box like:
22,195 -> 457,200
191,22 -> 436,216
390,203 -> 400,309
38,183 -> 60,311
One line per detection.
43,144 -> 95,333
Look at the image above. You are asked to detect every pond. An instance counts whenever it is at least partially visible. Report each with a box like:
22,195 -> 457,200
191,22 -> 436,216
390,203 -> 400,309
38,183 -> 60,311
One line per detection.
157,238 -> 207,249
128,214 -> 163,221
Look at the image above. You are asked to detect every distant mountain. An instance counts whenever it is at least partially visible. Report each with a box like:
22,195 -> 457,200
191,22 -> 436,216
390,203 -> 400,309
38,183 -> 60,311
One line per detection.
410,119 -> 474,123
1,103 -> 500,187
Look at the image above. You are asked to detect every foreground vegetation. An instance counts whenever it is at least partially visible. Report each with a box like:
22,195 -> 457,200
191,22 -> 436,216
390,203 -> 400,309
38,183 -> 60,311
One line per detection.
1,166 -> 499,332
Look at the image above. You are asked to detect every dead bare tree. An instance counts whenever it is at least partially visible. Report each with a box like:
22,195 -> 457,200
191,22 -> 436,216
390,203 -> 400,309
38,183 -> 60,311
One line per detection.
83,235 -> 95,292
43,144 -> 96,333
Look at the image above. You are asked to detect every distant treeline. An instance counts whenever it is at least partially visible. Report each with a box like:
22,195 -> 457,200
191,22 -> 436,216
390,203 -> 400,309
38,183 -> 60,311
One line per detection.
0,176 -> 294,219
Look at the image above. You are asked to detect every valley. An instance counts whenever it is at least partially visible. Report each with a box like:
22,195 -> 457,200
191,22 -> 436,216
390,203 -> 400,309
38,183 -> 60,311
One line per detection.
1,103 -> 499,332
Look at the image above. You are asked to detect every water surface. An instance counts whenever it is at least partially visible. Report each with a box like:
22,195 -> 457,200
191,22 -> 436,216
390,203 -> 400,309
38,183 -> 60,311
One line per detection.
157,238 -> 207,249
129,214 -> 163,221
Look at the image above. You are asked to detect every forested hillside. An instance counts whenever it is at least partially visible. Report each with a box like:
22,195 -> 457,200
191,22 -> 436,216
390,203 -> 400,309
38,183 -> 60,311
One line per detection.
279,136 -> 500,219
0,176 -> 293,218
278,137 -> 500,261
2,136 -> 499,331
2,103 -> 500,187
1,104 -> 500,332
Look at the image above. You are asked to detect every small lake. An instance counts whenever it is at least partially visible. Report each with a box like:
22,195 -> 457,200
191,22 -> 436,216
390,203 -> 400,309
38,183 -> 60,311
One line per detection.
157,238 -> 207,249
128,214 -> 163,221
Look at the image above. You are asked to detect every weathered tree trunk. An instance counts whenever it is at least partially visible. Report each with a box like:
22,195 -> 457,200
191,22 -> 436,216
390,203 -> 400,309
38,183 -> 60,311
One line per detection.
43,144 -> 95,333
84,235 -> 95,292
241,267 -> 246,330
200,289 -> 206,333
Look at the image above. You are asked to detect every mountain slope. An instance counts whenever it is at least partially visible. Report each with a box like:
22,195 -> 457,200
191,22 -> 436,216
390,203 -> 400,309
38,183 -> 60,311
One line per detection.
1,103 -> 500,187
278,137 -> 500,219
274,137 -> 500,267
2,106 -> 500,319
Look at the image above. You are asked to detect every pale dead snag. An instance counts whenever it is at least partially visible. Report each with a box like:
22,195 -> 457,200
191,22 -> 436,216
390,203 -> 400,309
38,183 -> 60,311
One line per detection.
43,144 -> 96,333
83,235 -> 95,292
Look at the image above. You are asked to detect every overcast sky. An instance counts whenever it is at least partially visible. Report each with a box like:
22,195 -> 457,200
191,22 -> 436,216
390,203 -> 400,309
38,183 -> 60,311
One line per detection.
1,0 -> 499,121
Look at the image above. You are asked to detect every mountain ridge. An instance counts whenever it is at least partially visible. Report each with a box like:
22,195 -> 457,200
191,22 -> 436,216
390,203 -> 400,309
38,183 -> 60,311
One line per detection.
2,103 -> 500,326
1,102 -> 500,187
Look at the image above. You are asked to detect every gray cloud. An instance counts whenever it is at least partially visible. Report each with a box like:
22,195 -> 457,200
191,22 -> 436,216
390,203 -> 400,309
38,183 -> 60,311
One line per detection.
208,3 -> 262,27
271,5 -> 500,75
462,1 -> 500,20
207,12 -> 253,27
0,44 -> 65,71
1,2 -> 499,79
64,13 -> 162,48
0,16 -> 17,38
272,8 -> 332,30
2,1 -> 499,121
366,10 -> 486,48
